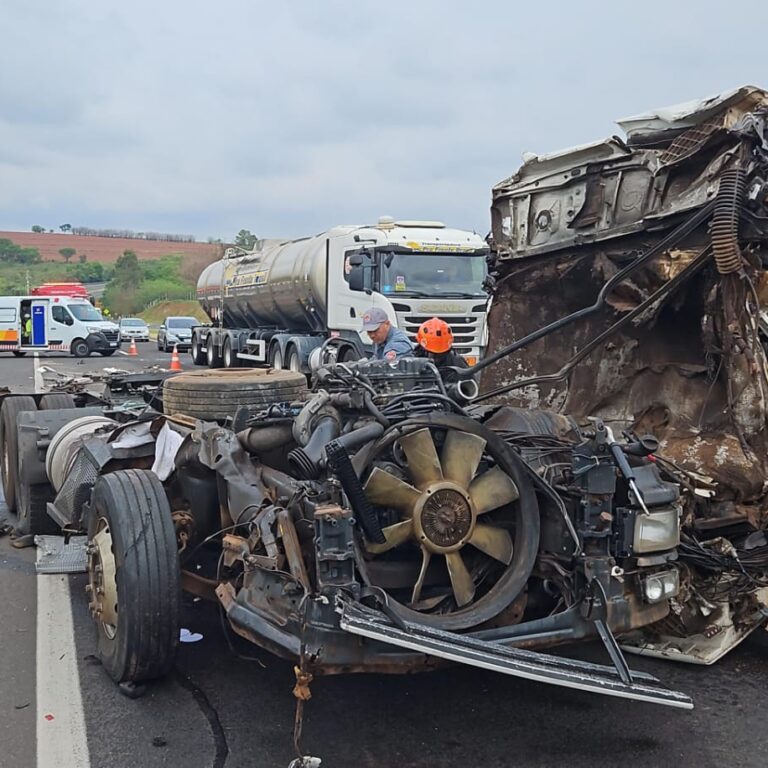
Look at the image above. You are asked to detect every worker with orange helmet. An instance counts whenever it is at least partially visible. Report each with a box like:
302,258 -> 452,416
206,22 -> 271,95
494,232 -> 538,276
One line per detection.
414,317 -> 469,383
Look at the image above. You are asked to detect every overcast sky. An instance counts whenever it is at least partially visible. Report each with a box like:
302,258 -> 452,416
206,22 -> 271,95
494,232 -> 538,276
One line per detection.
1,1 -> 766,242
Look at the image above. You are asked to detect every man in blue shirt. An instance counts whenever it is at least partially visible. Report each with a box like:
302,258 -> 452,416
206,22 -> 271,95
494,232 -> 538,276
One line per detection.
362,307 -> 413,361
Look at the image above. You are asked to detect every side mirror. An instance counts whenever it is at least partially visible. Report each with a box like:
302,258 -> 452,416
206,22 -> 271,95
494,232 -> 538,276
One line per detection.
160,324 -> 166,330
348,254 -> 363,267
348,267 -> 365,292
66,316 -> 74,326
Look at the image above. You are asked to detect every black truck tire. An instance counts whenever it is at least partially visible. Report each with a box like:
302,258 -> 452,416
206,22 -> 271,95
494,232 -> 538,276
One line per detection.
190,333 -> 206,366
39,393 -> 77,410
71,338 -> 91,358
162,368 -> 307,420
88,469 -> 180,684
0,396 -> 37,514
223,337 -> 239,368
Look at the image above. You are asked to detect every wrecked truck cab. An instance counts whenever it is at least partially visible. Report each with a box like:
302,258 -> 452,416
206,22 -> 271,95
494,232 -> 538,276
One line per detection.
473,85 -> 768,664
39,357 -> 692,708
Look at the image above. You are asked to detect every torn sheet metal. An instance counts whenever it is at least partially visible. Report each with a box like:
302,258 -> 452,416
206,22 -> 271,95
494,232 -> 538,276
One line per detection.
151,422 -> 184,481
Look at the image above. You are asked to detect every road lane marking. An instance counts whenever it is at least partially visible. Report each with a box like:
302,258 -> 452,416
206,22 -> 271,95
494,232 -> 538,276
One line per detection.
117,350 -> 129,356
33,352 -> 43,394
37,574 -> 91,767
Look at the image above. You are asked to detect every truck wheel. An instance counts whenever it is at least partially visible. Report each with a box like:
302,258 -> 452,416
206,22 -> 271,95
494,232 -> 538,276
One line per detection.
0,396 -> 37,514
190,334 -> 206,366
223,338 -> 239,368
287,348 -> 302,373
162,368 -> 308,421
71,339 -> 91,358
87,469 -> 180,684
206,335 -> 222,368
12,351 -> 26,357
269,344 -> 283,370
40,393 -> 77,410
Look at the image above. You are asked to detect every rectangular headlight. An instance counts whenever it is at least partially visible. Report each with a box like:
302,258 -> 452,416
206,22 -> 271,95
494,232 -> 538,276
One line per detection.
633,507 -> 680,554
641,569 -> 679,603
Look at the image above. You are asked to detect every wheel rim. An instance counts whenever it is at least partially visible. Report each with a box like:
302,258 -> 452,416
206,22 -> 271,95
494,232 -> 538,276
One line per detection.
271,348 -> 283,370
224,343 -> 232,367
86,516 -> 118,639
288,352 -> 301,372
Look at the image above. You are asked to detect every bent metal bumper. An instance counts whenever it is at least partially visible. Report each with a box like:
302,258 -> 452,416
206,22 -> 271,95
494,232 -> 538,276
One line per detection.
218,583 -> 692,708
339,601 -> 694,710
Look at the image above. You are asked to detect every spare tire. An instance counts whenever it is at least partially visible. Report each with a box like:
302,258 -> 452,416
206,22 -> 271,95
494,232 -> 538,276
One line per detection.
162,368 -> 307,421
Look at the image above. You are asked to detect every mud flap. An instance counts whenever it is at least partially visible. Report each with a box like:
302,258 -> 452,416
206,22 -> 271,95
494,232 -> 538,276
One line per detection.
338,601 -> 693,710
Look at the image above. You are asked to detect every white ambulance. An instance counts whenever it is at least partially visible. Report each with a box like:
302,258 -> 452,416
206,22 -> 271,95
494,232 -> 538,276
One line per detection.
0,295 -> 121,357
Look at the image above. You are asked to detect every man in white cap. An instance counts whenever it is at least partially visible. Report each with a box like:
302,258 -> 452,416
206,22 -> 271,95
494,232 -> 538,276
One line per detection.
362,307 -> 413,361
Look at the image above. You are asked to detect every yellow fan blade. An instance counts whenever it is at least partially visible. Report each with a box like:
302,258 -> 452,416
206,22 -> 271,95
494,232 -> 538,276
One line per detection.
441,431 -> 486,490
445,551 -> 475,607
468,523 -> 514,564
364,467 -> 421,513
365,520 -> 414,554
410,547 -> 432,606
469,467 -> 519,515
399,428 -> 443,488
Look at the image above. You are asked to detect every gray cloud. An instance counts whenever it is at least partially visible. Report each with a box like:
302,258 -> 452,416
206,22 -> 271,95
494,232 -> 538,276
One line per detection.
1,0 -> 766,240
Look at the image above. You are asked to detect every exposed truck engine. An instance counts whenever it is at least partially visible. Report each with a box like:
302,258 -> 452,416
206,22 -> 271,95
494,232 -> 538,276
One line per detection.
192,218 -> 489,370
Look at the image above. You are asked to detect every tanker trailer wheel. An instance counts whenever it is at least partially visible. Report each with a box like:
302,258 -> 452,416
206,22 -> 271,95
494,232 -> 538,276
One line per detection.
0,396 -> 37,514
87,469 -> 180,684
269,343 -> 283,370
190,333 -> 206,366
162,368 -> 308,421
206,334 -> 223,368
223,337 -> 239,368
287,347 -> 302,373
358,414 -> 540,631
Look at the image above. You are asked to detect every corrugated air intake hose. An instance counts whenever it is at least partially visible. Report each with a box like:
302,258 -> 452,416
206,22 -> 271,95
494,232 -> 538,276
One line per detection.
712,167 -> 747,275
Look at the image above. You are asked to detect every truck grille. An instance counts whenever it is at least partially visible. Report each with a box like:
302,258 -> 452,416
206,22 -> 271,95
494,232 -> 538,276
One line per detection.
401,315 -> 483,346
102,330 -> 120,342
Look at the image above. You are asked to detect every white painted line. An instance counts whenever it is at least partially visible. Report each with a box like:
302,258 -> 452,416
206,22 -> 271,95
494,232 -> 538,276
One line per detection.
37,574 -> 91,767
33,351 -> 43,394
117,350 -> 129,356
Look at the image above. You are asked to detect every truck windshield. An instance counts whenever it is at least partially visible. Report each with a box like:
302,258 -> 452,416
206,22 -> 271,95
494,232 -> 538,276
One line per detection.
379,251 -> 487,298
68,304 -> 103,322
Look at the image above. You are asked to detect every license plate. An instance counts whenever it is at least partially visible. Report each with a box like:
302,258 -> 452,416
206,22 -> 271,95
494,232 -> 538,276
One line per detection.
110,342 -> 117,347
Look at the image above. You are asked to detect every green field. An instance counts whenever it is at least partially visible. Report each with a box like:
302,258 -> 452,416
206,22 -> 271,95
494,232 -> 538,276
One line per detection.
139,300 -> 209,325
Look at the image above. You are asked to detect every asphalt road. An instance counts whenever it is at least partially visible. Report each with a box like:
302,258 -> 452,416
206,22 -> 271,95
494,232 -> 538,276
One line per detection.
1,346 -> 768,767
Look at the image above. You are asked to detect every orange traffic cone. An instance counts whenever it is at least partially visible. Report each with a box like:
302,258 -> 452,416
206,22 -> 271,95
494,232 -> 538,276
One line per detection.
169,345 -> 182,371
128,338 -> 138,356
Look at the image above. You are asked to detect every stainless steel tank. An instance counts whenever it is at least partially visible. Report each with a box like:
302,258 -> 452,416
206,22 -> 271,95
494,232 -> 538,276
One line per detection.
196,234 -> 329,331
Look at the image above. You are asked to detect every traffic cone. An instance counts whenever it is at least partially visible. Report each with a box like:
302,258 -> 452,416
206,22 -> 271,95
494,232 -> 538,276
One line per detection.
169,345 -> 182,371
128,338 -> 138,356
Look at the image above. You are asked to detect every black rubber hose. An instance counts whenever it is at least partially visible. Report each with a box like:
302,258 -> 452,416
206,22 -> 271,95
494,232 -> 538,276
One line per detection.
711,167 -> 746,275
325,440 -> 386,544
287,416 -> 340,480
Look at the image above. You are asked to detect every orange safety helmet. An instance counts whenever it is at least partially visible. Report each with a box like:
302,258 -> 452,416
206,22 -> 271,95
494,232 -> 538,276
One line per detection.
416,317 -> 453,354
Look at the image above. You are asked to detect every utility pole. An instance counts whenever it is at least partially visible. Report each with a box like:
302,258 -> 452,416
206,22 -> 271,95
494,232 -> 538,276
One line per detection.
25,269 -> 31,294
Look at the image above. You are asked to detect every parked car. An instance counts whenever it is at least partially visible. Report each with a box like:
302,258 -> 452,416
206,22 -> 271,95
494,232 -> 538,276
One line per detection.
118,317 -> 150,342
157,316 -> 196,351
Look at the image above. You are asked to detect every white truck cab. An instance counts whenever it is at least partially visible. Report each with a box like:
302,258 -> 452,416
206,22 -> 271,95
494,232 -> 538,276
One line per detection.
0,295 -> 121,358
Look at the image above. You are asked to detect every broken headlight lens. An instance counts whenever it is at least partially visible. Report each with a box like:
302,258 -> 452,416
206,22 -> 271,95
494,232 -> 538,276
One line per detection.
633,506 -> 680,554
641,569 -> 679,604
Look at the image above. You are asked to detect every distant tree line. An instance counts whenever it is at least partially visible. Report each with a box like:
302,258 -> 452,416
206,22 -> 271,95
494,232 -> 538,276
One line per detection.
31,224 -> 196,242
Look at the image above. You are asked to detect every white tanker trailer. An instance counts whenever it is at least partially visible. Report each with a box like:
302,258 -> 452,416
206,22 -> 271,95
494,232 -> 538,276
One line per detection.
192,217 -> 489,371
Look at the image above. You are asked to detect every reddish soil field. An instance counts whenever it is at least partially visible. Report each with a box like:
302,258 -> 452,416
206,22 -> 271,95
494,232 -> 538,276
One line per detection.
0,231 -> 223,264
